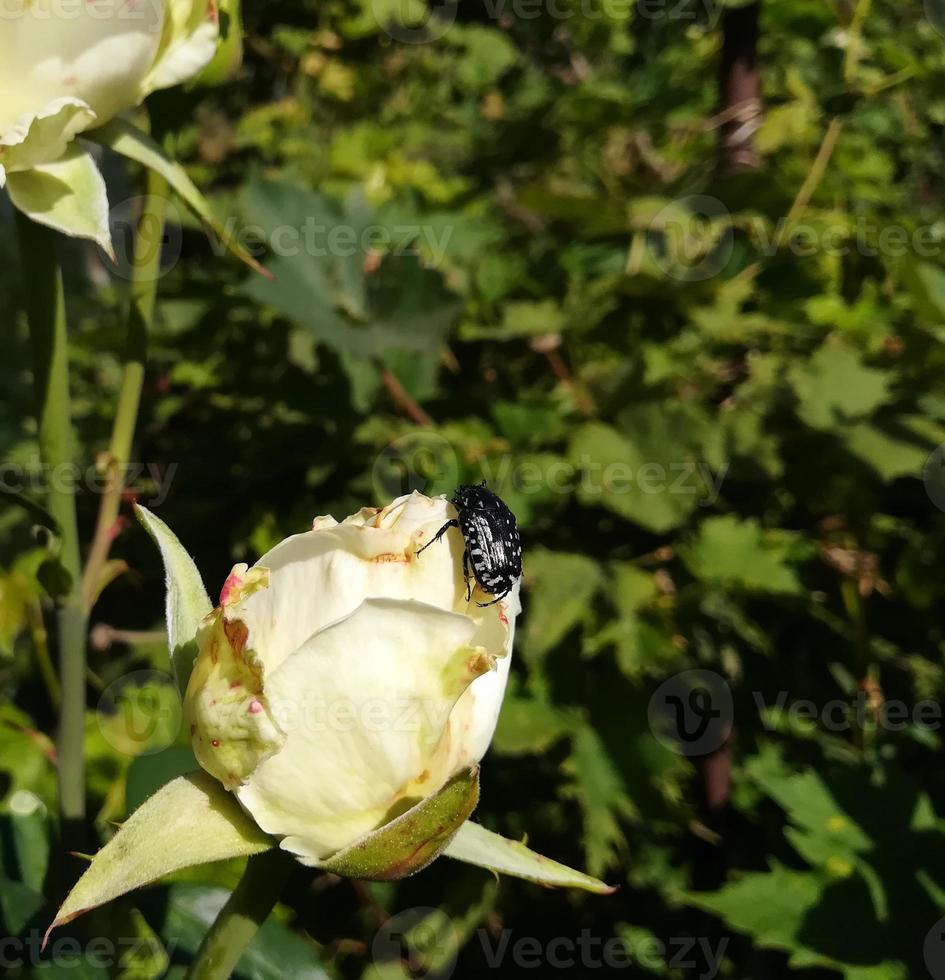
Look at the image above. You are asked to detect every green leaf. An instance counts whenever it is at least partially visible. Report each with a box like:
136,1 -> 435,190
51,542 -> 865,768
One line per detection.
135,505 -> 213,694
682,516 -> 803,595
110,905 -> 170,980
561,725 -> 635,877
600,564 -> 678,678
522,549 -> 603,667
492,693 -> 576,756
789,345 -> 891,431
239,176 -> 460,358
0,569 -> 33,659
684,862 -> 905,980
0,873 -> 45,937
88,117 -> 269,277
0,706 -> 56,805
569,406 -> 715,533
898,256 -> 945,324
49,772 -> 275,936
842,417 -> 942,483
460,299 -> 566,341
125,745 -> 200,814
155,882 -> 331,980
2,796 -> 49,892
444,820 -> 614,894
319,767 -> 479,881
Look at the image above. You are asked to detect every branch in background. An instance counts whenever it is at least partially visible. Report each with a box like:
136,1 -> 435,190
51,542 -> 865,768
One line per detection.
718,2 -> 763,174
379,365 -> 435,427
700,0 -> 765,847
89,624 -> 167,652
82,164 -> 169,611
531,334 -> 595,418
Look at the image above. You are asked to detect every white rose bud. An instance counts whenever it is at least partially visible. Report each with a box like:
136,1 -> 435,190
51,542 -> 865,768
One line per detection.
183,492 -> 520,865
0,0 -> 227,245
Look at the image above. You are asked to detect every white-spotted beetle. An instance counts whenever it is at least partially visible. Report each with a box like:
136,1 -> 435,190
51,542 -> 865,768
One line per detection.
417,483 -> 522,606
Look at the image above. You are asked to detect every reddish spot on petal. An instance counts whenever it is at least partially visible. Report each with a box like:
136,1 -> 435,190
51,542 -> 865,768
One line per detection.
64,75 -> 77,86
498,608 -> 509,626
211,739 -> 221,748
230,680 -> 242,689
248,699 -> 263,715
223,618 -> 249,658
219,570 -> 243,606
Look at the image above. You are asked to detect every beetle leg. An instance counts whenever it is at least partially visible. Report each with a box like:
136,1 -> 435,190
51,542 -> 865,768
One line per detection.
463,550 -> 473,601
416,519 -> 460,556
476,589 -> 507,608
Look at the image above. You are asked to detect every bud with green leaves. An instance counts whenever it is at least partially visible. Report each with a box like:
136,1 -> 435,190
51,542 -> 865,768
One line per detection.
50,494 -> 611,937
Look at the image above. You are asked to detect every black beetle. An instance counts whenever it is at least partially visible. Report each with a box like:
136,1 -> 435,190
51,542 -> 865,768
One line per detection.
417,483 -> 522,607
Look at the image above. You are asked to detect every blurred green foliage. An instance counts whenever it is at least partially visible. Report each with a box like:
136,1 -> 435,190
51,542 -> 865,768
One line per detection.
4,0 -> 945,977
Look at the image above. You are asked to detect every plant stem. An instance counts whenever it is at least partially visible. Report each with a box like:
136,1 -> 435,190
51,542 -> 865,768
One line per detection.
185,851 -> 294,980
15,212 -> 87,832
82,167 -> 169,610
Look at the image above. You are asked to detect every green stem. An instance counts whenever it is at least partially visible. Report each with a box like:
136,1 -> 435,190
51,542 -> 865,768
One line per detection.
15,212 -> 87,831
82,166 -> 169,610
185,851 -> 294,980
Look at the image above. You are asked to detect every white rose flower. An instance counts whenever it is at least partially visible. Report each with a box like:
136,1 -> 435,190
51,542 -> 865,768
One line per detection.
51,499 -> 608,933
0,0 -> 222,248
183,492 -> 520,865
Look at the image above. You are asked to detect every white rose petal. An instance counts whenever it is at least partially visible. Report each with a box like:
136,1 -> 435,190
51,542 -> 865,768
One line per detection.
1,0 -> 222,242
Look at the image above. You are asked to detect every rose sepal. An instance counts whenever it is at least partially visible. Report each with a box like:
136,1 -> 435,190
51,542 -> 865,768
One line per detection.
46,771 -> 275,943
445,820 -> 616,895
316,767 -> 480,881
89,118 -> 271,278
135,504 -> 211,694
